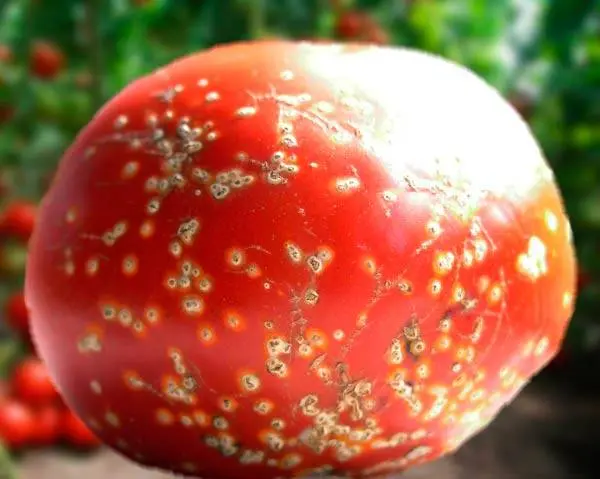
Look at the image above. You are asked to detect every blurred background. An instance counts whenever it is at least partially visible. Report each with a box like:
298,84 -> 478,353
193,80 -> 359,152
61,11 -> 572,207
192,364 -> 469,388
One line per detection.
0,0 -> 599,478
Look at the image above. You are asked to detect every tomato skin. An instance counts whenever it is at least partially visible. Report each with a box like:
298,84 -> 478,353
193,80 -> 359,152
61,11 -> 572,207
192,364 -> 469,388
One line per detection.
0,399 -> 35,449
31,405 -> 61,446
30,41 -> 65,80
4,292 -> 30,337
25,41 -> 577,478
0,201 -> 37,242
61,409 -> 102,449
10,357 -> 60,407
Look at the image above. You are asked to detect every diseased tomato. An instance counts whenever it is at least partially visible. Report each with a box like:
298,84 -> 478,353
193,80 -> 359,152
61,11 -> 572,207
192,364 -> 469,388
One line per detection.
10,357 -> 60,407
0,200 -> 37,242
31,405 -> 61,446
60,409 -> 101,449
0,399 -> 35,449
25,41 -> 577,478
30,40 -> 65,80
4,292 -> 30,337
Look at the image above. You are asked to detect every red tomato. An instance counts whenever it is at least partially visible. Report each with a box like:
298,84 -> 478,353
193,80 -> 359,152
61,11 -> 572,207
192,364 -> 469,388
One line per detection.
0,201 -> 37,242
335,10 -> 389,44
30,40 -> 65,80
4,292 -> 30,337
31,405 -> 61,446
61,409 -> 101,449
10,357 -> 60,407
26,41 -> 576,478
335,11 -> 368,39
0,399 -> 35,449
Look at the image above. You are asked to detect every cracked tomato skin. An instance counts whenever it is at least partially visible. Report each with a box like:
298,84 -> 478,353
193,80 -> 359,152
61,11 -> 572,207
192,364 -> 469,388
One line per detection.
25,41 -> 576,478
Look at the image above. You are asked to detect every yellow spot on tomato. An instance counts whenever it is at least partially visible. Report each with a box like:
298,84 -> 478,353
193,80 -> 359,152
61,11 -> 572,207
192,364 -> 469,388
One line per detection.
139,220 -> 155,238
156,408 -> 174,425
223,310 -> 246,332
225,248 -> 246,267
305,328 -> 328,349
361,256 -> 377,275
197,324 -> 217,346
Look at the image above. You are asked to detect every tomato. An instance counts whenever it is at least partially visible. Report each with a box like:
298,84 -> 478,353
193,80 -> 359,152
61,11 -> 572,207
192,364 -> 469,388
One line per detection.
25,41 -> 576,478
0,200 -> 37,242
0,399 -> 35,449
4,292 -> 30,337
61,409 -> 101,449
30,40 -> 65,80
10,357 -> 60,407
335,11 -> 389,44
31,405 -> 61,446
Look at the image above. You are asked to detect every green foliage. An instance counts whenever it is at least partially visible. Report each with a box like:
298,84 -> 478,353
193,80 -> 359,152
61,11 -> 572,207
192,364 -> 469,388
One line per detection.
0,0 -> 599,353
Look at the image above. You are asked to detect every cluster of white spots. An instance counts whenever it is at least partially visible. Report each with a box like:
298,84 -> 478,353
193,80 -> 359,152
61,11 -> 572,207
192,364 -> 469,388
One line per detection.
235,106 -> 258,118
102,221 -> 128,246
224,246 -> 264,280
265,334 -> 290,378
181,295 -> 204,316
166,260 -> 213,300
177,218 -> 201,245
238,449 -> 266,465
303,287 -> 319,306
387,339 -> 404,365
333,176 -> 361,194
516,236 -> 548,281
203,432 -> 239,457
433,251 -> 455,276
161,350 -> 200,404
371,429 -> 427,450
236,150 -> 300,186
208,168 -> 255,200
388,370 -> 422,414
284,242 -> 334,277
77,331 -> 102,354
100,303 -> 153,335
260,430 -> 286,452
